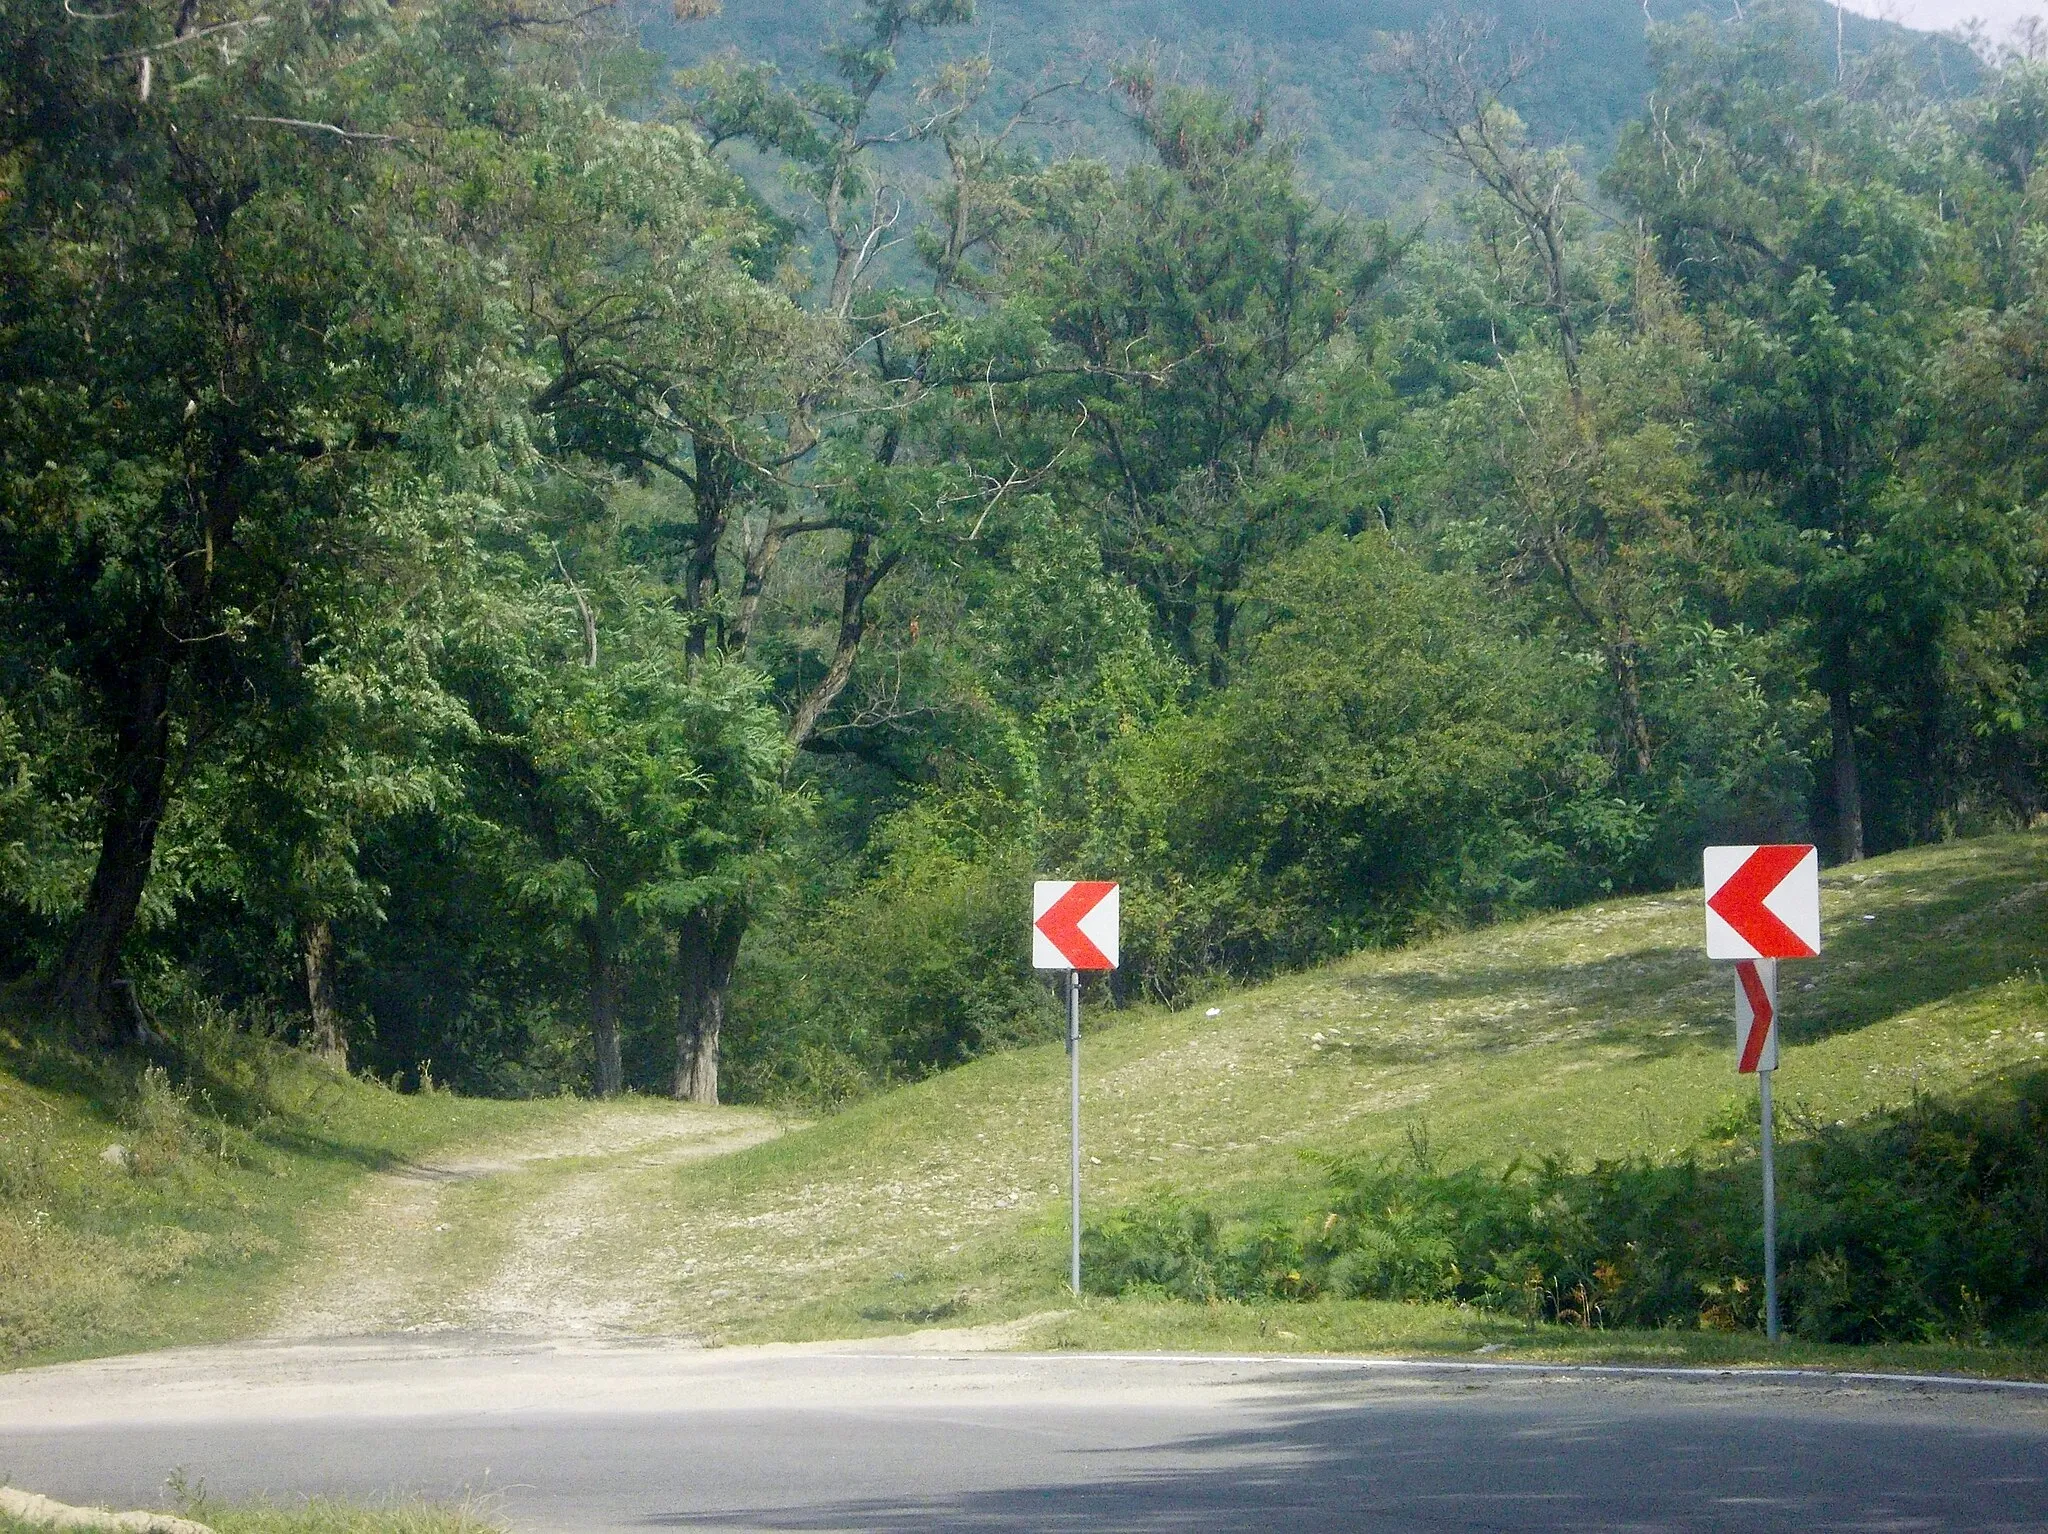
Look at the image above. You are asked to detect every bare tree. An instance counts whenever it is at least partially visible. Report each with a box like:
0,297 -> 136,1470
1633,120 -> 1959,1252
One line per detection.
1383,18 -> 1668,783
1381,15 -> 1588,403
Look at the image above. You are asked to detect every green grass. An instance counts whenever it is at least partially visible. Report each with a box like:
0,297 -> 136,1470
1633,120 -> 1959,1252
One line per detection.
629,830 -> 2048,1366
1020,1297 -> 2048,1379
2,831 -> 2043,1375
0,1020 -> 599,1368
0,1500 -> 500,1534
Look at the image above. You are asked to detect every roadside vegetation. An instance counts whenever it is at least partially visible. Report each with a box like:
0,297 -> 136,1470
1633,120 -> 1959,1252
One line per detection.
1,832 -> 2042,1371
0,1014 -> 595,1364
0,1501 -> 501,1534
191,1505 -> 500,1534
1082,1081 -> 2048,1342
635,832 -> 2048,1370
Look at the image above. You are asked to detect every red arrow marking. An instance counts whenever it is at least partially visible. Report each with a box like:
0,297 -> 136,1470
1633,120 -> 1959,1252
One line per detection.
1737,960 -> 1775,1073
1036,881 -> 1116,970
1708,845 -> 1817,959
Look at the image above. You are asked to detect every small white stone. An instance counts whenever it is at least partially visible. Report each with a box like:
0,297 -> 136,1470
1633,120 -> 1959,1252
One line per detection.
99,1143 -> 133,1171
1205,1007 -> 1221,1018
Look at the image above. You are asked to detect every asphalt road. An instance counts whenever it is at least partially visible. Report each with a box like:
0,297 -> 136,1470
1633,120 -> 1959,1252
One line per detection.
4,1338 -> 2047,1531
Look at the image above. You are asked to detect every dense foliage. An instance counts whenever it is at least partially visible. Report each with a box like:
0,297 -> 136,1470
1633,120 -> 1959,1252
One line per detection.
1083,1073 -> 2048,1344
2,0 -> 2044,1107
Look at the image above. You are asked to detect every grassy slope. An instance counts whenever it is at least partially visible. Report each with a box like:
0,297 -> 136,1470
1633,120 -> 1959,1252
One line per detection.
1,831 -> 2042,1377
0,1031 -> 597,1367
638,830 -> 2048,1370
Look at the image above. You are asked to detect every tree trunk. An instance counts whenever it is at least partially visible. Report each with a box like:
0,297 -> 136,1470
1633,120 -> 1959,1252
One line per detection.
587,913 -> 624,1097
1609,620 -> 1654,780
47,658 -> 174,1045
683,440 -> 735,663
301,918 -> 347,1069
1831,686 -> 1865,864
674,905 -> 745,1105
731,516 -> 788,654
1541,219 -> 1583,407
1208,592 -> 1240,691
785,530 -> 898,748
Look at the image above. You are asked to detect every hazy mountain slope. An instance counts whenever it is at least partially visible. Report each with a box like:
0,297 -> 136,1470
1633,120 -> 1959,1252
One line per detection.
637,0 -> 1978,214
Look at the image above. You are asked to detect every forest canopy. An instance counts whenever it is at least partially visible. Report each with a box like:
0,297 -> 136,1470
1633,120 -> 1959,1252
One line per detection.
2,0 -> 2043,1104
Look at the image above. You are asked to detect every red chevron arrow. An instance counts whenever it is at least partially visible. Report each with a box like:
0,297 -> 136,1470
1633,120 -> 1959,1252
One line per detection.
1035,881 -> 1116,970
1708,845 -> 1817,959
1737,960 -> 1775,1073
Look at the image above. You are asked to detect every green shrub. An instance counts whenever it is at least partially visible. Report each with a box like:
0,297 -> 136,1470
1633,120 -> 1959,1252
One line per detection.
1084,1074 -> 2048,1343
1083,1194 -> 1234,1301
123,1064 -> 200,1178
1095,533 -> 1597,982
1783,1087 -> 2048,1342
729,796 -> 1061,1102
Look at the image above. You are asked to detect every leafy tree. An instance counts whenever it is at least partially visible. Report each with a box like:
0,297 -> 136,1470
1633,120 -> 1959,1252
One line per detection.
1097,530 -> 1598,983
1381,16 -> 1595,399
0,0 -> 574,1039
1607,3 -> 1972,858
987,85 -> 1399,683
470,564 -> 785,1096
1382,270 -> 1819,866
640,0 -> 1032,1098
489,90 -> 841,1099
210,559 -> 470,1067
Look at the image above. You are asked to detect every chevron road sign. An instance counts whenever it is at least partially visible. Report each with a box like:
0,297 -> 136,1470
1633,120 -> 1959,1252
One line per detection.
1033,879 -> 1120,1299
1734,958 -> 1779,1075
1703,843 -> 1821,1345
1033,880 -> 1120,970
1704,844 -> 1821,960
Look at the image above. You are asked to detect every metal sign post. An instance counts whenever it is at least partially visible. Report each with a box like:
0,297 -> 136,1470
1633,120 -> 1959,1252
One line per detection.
1705,846 -> 1818,1346
1034,880 -> 1120,1300
1736,957 -> 1783,1340
1758,1062 -> 1779,1341
1068,969 -> 1082,1297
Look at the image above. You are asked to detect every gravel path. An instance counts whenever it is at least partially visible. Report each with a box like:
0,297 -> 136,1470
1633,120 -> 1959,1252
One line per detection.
267,1103 -> 784,1340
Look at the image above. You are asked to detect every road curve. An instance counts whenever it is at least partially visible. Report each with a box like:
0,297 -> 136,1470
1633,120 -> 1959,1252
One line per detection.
3,1338 -> 2045,1531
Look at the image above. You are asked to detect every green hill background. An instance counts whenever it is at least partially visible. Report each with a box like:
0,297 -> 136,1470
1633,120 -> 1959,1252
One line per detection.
635,0 -> 1977,211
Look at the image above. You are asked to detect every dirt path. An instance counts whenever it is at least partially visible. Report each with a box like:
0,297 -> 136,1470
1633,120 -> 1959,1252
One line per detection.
268,1102 -> 784,1340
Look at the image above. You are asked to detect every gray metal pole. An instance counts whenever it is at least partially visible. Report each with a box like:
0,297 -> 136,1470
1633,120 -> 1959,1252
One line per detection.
1068,968 -> 1082,1297
1759,1064 -> 1780,1342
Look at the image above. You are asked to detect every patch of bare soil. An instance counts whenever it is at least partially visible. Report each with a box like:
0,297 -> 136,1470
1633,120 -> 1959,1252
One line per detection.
268,1103 -> 783,1340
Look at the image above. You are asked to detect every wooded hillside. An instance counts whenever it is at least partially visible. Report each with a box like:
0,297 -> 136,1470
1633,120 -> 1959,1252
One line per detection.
639,0 -> 1979,210
2,0 -> 2043,1107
